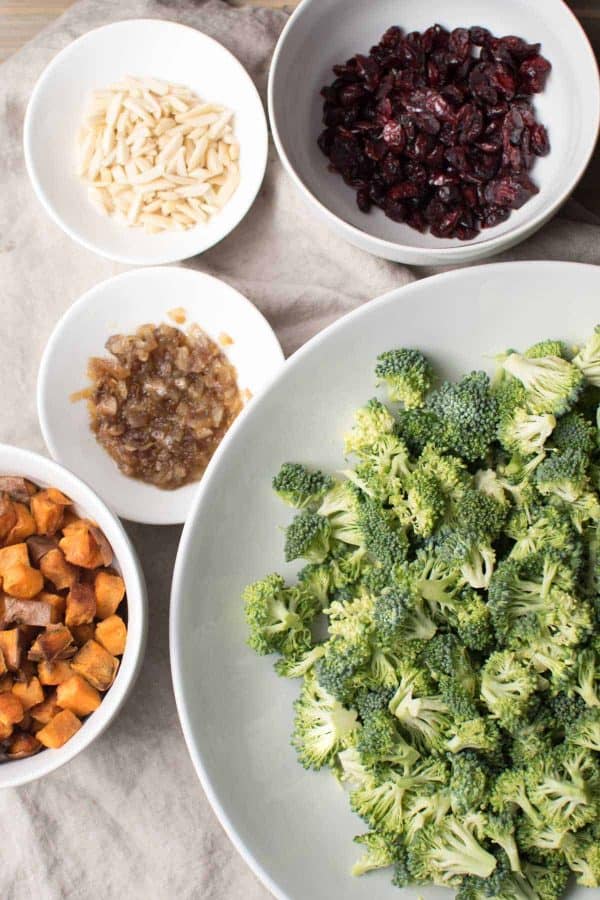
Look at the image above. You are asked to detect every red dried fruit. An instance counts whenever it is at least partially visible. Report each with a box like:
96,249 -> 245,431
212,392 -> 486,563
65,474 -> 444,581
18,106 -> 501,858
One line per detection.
318,23 -> 550,240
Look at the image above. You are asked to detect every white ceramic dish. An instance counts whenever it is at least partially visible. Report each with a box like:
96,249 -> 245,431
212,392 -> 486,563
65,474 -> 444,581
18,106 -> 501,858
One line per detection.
269,0 -> 600,266
0,444 -> 147,789
171,260 -> 600,899
24,18 -> 268,265
37,267 -> 284,525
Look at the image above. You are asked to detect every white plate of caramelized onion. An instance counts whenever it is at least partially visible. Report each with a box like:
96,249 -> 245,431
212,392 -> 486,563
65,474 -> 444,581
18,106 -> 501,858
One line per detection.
37,267 -> 284,525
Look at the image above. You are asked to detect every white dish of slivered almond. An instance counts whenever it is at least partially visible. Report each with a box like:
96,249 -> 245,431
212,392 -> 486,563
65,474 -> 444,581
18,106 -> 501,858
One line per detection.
24,19 -> 268,265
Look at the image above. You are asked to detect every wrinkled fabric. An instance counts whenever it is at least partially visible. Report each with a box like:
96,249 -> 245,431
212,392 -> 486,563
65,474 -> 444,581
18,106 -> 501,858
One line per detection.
0,1 -> 598,897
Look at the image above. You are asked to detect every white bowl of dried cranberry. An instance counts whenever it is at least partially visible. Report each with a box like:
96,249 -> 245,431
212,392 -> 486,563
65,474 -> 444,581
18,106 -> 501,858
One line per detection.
269,0 -> 600,265
0,444 -> 147,789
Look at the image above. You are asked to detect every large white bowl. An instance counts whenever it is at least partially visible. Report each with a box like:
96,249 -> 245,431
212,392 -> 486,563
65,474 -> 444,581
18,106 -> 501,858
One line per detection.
171,260 -> 600,899
37,267 -> 284,525
269,0 -> 600,266
24,19 -> 268,265
0,444 -> 147,789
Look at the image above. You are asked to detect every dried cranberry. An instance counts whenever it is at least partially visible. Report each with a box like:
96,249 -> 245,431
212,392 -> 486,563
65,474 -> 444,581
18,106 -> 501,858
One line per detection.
382,121 -> 407,150
356,188 -> 372,213
469,26 -> 492,47
519,55 -> 552,94
530,123 -> 550,156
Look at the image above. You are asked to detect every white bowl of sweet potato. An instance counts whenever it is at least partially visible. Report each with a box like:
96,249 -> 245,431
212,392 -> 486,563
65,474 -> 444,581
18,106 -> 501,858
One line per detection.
0,444 -> 147,788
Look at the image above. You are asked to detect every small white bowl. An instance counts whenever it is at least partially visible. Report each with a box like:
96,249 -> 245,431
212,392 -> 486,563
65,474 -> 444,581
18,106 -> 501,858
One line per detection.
0,444 -> 147,789
37,267 -> 284,525
269,0 -> 600,266
24,18 -> 268,265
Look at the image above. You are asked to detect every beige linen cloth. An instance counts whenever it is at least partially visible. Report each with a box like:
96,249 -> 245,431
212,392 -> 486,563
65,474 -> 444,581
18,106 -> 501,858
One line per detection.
0,2 -> 598,897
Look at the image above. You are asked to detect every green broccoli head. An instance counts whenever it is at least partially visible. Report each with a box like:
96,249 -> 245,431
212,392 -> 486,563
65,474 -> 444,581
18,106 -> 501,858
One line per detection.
284,511 -> 331,563
535,448 -> 589,503
525,339 -> 570,360
291,671 -> 360,769
551,410 -> 596,456
426,371 -> 499,463
573,324 -> 600,387
373,582 -> 437,646
449,751 -> 490,816
243,574 -> 318,656
502,352 -> 584,416
344,398 -> 396,457
375,347 -> 433,408
407,816 -> 497,886
498,407 -> 556,458
272,462 -> 334,510
351,831 -> 403,877
480,651 -> 539,730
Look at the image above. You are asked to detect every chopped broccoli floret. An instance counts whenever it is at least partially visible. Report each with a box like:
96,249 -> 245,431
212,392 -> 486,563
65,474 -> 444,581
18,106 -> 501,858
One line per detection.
407,816 -> 497,885
449,751 -> 489,816
243,574 -> 318,656
551,410 -> 596,456
426,371 -> 499,463
291,671 -> 359,769
535,448 -> 589,503
272,462 -> 334,509
351,831 -> 402,877
284,511 -> 331,563
375,347 -> 433,408
344,398 -> 396,457
572,324 -> 600,387
502,352 -> 584,416
498,407 -> 556,457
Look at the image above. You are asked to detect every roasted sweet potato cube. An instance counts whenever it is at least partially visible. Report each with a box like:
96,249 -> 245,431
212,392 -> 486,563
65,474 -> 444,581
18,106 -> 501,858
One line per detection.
59,525 -> 104,569
26,535 -> 58,565
36,709 -> 81,749
57,674 -> 101,717
12,676 -> 44,711
5,503 -> 36,545
0,692 -> 24,726
95,615 -> 127,657
6,731 -> 42,759
0,477 -> 36,503
38,591 -> 66,624
0,629 -> 22,671
2,563 -> 44,599
71,640 -> 119,691
0,543 -> 29,578
0,720 -> 12,740
1,597 -> 52,628
65,583 -> 96,628
28,625 -> 75,662
0,495 -> 16,542
71,624 -> 95,646
31,489 -> 70,536
88,526 -> 113,566
94,571 -> 125,619
39,548 -> 77,591
0,673 -> 13,692
30,690 -> 59,724
37,660 -> 72,686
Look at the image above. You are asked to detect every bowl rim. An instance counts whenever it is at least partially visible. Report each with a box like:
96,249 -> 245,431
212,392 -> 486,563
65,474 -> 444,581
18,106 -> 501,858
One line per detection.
23,17 -> 269,266
267,0 -> 600,263
0,443 -> 147,789
36,265 -> 285,526
169,259 -> 600,900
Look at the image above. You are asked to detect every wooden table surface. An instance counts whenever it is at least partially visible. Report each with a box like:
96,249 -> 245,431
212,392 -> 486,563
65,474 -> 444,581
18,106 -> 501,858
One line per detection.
0,1 -> 597,65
